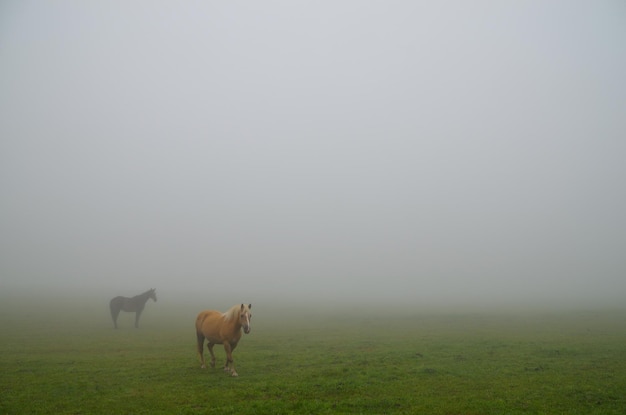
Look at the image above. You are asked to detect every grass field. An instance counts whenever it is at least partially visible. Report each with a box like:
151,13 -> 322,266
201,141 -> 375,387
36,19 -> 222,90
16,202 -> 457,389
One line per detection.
1,296 -> 625,414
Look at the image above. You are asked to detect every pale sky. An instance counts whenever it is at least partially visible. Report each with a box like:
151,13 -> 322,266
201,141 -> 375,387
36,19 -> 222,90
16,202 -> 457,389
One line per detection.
1,1 -> 625,307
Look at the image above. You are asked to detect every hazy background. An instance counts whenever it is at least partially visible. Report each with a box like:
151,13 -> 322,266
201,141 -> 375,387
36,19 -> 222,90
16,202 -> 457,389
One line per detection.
1,1 -> 625,308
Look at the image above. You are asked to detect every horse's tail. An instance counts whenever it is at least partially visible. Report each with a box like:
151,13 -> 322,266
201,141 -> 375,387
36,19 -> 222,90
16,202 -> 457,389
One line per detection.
196,329 -> 205,354
195,311 -> 210,360
195,311 -> 208,334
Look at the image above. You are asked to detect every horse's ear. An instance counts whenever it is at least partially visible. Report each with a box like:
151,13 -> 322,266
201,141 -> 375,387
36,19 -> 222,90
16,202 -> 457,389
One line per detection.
248,303 -> 252,310
240,303 -> 244,311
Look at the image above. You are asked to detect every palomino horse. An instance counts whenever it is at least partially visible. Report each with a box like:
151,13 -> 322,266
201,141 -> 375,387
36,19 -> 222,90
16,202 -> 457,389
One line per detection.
195,303 -> 252,377
109,288 -> 157,328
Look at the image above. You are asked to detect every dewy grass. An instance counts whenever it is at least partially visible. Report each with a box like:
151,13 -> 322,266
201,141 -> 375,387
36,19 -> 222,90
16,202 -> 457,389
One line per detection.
1,297 -> 625,414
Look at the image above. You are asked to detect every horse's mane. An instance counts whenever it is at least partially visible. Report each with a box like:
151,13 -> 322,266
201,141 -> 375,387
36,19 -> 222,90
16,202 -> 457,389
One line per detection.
134,289 -> 153,299
222,304 -> 246,322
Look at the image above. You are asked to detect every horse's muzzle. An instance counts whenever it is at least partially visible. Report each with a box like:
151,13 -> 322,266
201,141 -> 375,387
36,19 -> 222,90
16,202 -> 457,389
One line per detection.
243,326 -> 251,334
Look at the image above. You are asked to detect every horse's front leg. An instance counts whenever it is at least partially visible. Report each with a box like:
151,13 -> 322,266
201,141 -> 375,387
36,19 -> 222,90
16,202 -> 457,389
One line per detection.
134,310 -> 142,328
223,342 -> 238,377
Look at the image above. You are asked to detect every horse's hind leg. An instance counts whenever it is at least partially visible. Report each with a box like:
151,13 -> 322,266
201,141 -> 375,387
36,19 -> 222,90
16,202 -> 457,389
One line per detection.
110,305 -> 120,329
207,343 -> 217,368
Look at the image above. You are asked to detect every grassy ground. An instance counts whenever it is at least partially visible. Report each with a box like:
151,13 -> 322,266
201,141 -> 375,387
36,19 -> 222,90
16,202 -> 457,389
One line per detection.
1,297 -> 625,414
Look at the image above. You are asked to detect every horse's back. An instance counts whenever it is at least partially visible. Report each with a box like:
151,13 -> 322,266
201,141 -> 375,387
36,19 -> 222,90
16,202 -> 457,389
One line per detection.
195,310 -> 223,337
196,309 -> 220,327
110,296 -> 124,308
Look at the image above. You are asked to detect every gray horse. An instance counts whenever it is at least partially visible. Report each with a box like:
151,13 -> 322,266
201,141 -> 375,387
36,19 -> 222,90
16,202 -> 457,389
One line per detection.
109,288 -> 157,328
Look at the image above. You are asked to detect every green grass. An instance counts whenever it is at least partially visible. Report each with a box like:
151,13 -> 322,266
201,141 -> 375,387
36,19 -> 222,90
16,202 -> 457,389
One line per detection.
1,297 -> 625,414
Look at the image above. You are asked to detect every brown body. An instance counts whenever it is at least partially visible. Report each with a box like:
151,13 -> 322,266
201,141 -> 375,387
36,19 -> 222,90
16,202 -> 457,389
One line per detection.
195,303 -> 252,377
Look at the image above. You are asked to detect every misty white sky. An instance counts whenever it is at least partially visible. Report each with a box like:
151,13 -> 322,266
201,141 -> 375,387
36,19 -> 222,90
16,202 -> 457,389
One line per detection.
1,1 -> 625,306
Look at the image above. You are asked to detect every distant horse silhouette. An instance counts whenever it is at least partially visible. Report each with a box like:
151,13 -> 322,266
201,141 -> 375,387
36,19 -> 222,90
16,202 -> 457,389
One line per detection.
195,303 -> 252,377
109,288 -> 157,328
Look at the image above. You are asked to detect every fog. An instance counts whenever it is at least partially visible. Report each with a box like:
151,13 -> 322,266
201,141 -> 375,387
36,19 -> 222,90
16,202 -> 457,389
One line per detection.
1,1 -> 625,309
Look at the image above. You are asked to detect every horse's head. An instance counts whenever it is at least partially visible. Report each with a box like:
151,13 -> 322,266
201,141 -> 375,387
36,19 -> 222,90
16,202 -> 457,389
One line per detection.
149,288 -> 157,302
239,303 -> 252,334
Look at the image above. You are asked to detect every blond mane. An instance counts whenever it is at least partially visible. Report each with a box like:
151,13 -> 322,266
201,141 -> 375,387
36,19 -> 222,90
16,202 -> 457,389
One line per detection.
222,304 -> 249,322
